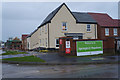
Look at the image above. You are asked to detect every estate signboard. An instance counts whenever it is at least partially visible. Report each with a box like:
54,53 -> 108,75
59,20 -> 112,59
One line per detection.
76,40 -> 103,56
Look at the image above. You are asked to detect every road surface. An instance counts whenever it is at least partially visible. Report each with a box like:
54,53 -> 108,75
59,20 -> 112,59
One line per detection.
2,63 -> 119,78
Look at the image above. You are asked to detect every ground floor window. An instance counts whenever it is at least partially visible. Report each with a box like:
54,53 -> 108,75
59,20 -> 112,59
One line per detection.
27,42 -> 29,49
56,39 -> 59,48
46,38 -> 47,47
73,36 -> 83,40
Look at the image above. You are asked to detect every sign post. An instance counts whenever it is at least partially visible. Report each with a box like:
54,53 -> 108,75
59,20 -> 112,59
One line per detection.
65,41 -> 71,54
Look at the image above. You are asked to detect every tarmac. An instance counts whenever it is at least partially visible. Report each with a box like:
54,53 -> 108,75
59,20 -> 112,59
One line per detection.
1,51 -> 120,65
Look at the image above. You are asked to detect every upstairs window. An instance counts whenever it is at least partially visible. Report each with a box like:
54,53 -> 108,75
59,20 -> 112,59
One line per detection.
87,24 -> 91,32
42,27 -> 44,32
114,28 -> 117,36
105,28 -> 109,36
62,22 -> 67,31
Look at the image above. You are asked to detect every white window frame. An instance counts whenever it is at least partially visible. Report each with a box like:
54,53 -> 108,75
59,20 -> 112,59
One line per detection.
62,22 -> 67,31
113,28 -> 117,36
105,28 -> 109,36
55,39 -> 59,48
87,24 -> 91,32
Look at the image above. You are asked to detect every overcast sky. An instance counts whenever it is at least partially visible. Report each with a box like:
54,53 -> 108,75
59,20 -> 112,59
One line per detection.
2,2 -> 118,41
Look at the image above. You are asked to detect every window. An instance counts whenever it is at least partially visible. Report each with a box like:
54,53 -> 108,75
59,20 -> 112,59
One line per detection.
114,28 -> 117,36
42,27 -> 44,32
105,28 -> 109,36
62,22 -> 67,31
42,39 -> 44,46
73,36 -> 78,40
87,24 -> 91,32
46,38 -> 47,47
87,37 -> 91,39
40,39 -> 41,44
45,24 -> 47,33
56,39 -> 59,48
27,42 -> 29,48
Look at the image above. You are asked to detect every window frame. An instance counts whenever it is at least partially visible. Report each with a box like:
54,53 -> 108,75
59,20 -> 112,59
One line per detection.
40,39 -> 41,44
113,28 -> 117,36
105,28 -> 109,36
62,22 -> 67,31
42,26 -> 44,32
55,39 -> 59,48
27,42 -> 29,49
45,38 -> 47,47
86,24 -> 91,32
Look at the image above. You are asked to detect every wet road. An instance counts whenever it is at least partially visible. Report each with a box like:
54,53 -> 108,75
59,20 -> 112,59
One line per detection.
2,63 -> 119,78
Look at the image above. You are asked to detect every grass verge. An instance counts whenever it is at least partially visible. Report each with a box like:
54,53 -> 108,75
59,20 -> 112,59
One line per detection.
2,55 -> 45,62
1,51 -> 28,55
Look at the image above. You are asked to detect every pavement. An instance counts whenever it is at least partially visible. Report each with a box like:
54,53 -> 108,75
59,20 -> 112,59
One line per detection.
1,51 -> 120,65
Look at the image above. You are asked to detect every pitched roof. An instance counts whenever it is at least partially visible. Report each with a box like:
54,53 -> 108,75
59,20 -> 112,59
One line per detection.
38,3 -> 64,28
113,19 -> 120,27
38,3 -> 97,28
88,13 -> 119,27
72,12 -> 97,24
28,3 -> 101,37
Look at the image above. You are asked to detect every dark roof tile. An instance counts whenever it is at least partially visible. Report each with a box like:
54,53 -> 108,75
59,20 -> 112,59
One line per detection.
72,12 -> 97,23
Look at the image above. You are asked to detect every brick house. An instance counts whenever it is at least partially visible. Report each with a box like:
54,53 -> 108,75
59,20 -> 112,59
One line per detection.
88,13 -> 120,53
27,3 -> 120,53
27,3 -> 98,50
5,37 -> 22,50
22,34 -> 29,51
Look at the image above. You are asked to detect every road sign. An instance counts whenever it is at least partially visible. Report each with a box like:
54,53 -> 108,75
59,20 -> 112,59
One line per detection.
66,41 -> 71,54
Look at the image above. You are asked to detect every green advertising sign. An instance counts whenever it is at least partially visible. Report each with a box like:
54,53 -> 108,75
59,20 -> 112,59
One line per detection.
76,40 -> 103,56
